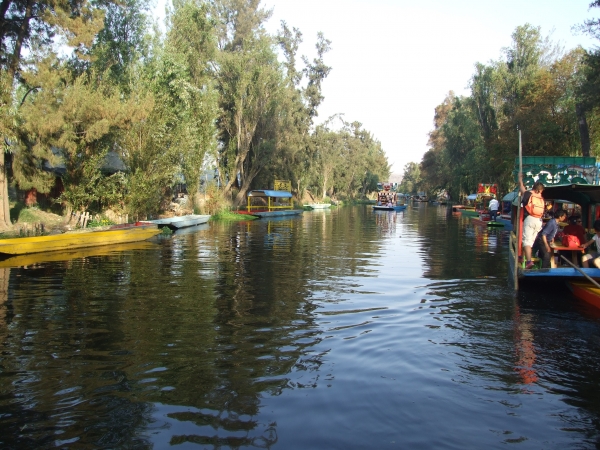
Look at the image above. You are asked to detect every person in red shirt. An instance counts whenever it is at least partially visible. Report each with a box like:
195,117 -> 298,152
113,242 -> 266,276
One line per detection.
563,216 -> 586,246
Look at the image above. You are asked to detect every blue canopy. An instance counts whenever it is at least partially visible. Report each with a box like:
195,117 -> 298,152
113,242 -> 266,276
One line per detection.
247,190 -> 292,198
467,194 -> 477,200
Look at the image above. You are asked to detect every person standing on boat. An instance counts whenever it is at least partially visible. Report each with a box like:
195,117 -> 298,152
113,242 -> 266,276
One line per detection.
488,197 -> 499,222
533,210 -> 567,268
519,172 -> 545,270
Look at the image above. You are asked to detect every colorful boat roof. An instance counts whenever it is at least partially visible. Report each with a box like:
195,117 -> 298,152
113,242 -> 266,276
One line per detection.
540,183 -> 600,206
247,190 -> 292,198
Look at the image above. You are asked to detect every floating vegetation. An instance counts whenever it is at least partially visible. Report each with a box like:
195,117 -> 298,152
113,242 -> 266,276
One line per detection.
211,210 -> 256,221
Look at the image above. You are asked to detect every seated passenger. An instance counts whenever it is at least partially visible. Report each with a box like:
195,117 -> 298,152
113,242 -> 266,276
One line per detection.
581,220 -> 600,268
532,210 -> 567,269
563,216 -> 586,247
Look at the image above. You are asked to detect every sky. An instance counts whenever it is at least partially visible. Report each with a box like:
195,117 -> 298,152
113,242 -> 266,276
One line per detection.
260,0 -> 599,176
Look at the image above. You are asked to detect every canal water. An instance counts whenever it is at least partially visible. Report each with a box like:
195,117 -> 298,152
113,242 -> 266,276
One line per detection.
2,205 -> 600,449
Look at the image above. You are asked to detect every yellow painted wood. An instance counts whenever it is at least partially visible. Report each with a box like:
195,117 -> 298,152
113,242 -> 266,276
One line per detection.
0,226 -> 161,255
0,241 -> 159,267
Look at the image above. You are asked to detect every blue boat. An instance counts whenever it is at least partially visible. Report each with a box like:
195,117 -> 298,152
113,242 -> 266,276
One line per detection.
372,204 -> 407,212
246,190 -> 304,219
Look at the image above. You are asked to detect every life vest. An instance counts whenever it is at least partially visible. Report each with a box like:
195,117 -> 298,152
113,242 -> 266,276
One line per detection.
525,191 -> 544,218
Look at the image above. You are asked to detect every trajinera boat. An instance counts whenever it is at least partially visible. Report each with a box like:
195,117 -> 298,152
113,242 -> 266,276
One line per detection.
373,183 -> 407,211
0,222 -> 161,256
245,190 -> 303,218
509,156 -> 600,285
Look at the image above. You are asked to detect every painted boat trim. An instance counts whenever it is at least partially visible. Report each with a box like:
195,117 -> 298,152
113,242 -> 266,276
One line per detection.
0,225 -> 161,255
568,281 -> 600,309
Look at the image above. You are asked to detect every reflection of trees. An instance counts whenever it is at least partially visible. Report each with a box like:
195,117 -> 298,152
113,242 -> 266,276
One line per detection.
417,205 -> 509,279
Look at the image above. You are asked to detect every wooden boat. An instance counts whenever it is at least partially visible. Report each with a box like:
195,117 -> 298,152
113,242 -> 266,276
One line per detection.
0,241 -> 158,268
486,221 -> 505,228
372,204 -> 407,212
143,214 -> 210,230
0,223 -> 161,256
306,203 -> 332,209
567,281 -> 600,309
246,190 -> 303,218
509,164 -> 600,284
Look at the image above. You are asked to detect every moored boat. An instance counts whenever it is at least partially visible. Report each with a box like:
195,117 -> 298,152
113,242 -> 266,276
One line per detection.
246,189 -> 303,218
0,223 -> 161,256
0,241 -> 158,268
143,214 -> 210,230
306,203 -> 332,209
568,281 -> 600,309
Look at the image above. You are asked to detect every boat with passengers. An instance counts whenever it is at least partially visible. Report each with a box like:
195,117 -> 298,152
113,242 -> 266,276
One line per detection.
509,156 -> 600,288
373,183 -> 407,211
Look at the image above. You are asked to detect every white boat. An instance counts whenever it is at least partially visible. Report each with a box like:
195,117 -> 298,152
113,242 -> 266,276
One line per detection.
143,214 -> 210,230
306,203 -> 331,209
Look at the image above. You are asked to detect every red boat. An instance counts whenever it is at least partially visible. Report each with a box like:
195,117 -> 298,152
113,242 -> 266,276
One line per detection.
567,281 -> 600,310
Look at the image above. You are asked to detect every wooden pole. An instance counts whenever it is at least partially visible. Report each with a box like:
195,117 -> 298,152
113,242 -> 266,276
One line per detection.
560,255 -> 600,289
514,129 -> 523,290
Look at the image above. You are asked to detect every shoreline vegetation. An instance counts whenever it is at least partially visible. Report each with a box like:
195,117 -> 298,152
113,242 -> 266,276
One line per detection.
397,16 -> 600,203
0,0 -> 390,234
4,1 -> 598,229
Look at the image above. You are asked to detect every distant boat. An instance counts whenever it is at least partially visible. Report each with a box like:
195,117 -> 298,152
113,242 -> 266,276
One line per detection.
143,214 -> 210,230
0,223 -> 161,256
306,203 -> 331,209
373,204 -> 407,212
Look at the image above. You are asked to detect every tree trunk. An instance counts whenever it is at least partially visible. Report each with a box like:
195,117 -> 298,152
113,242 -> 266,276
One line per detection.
233,163 -> 262,207
0,151 -> 11,229
576,103 -> 591,158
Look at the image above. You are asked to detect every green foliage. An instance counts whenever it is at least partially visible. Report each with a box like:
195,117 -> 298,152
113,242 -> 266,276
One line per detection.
87,216 -> 116,227
211,210 -> 256,221
420,23 -> 588,200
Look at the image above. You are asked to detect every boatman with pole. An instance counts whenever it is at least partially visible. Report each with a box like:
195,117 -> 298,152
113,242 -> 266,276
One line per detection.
518,171 -> 545,270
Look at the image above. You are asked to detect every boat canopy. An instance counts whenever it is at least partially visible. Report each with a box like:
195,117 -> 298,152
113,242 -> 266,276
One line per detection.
503,191 -> 519,202
539,184 -> 600,205
247,190 -> 292,198
467,194 -> 477,200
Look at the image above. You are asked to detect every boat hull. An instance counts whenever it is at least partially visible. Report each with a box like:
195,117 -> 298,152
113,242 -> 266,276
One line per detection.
372,205 -> 407,211
0,224 -> 161,255
144,214 -> 210,230
0,241 -> 158,268
306,203 -> 331,209
508,233 -> 600,281
251,210 -> 303,218
568,281 -> 600,309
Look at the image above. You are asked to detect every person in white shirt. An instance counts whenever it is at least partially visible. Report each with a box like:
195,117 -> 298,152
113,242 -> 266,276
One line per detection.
488,197 -> 499,221
582,220 -> 600,268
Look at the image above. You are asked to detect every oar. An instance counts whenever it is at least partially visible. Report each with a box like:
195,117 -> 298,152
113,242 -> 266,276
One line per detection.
559,255 -> 600,289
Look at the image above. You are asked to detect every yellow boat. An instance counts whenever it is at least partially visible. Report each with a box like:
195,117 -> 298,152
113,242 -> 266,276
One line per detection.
0,241 -> 159,268
0,223 -> 161,256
